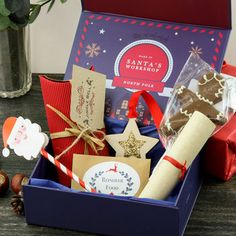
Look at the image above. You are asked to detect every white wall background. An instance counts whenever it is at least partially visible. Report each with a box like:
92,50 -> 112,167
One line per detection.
31,0 -> 236,73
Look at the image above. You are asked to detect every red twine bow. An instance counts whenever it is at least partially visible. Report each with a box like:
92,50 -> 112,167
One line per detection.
163,155 -> 187,181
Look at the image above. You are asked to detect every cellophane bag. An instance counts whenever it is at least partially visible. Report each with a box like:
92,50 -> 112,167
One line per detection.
159,54 -> 234,148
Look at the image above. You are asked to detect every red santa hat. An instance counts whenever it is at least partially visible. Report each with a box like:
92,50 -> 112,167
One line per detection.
2,117 -> 18,157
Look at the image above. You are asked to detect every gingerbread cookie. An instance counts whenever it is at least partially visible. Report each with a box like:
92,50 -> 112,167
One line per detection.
176,85 -> 199,105
160,72 -> 226,137
198,72 -> 225,104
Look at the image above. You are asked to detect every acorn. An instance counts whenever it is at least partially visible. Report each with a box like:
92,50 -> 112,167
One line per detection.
11,173 -> 29,194
0,170 -> 9,196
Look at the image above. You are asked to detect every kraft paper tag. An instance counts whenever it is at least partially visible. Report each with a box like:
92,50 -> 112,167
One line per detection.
72,155 -> 151,197
70,65 -> 106,130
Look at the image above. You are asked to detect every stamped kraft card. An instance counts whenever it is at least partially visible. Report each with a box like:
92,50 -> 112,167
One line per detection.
71,155 -> 151,197
65,11 -> 230,124
70,65 -> 106,130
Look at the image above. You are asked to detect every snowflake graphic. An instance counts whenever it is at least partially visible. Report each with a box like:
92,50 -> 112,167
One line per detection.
189,46 -> 203,56
85,43 -> 101,58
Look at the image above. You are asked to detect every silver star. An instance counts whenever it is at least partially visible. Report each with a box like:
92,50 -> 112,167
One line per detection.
99,29 -> 105,34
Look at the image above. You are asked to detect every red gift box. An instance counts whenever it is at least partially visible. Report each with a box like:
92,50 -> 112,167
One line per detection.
222,61 -> 236,77
204,62 -> 236,181
40,76 -> 109,187
204,115 -> 236,181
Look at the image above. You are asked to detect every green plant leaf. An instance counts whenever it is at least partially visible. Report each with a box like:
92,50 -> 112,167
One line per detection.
0,0 -> 10,16
4,0 -> 22,13
0,14 -> 11,30
47,0 -> 55,12
9,21 -> 18,30
60,0 -> 67,3
29,4 -> 41,24
38,0 -> 50,3
8,0 -> 31,26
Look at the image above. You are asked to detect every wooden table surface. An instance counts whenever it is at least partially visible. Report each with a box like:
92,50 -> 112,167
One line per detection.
0,75 -> 235,236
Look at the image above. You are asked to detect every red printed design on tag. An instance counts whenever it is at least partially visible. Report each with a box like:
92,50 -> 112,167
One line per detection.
114,40 -> 173,92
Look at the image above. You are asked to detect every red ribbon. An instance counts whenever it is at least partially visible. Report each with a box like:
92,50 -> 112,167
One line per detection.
127,90 -> 163,129
222,61 -> 227,69
89,65 -> 95,71
163,155 -> 187,181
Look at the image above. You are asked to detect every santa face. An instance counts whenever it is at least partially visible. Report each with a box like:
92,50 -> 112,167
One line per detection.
7,117 -> 48,160
12,124 -> 28,145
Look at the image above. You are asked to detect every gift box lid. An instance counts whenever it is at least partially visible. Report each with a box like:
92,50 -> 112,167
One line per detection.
65,0 -> 232,124
82,0 -> 232,29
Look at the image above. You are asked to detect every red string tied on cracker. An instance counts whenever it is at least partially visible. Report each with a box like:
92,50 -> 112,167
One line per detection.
163,156 -> 187,181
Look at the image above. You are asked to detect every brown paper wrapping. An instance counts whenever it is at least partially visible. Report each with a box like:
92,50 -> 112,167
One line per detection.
139,111 -> 216,200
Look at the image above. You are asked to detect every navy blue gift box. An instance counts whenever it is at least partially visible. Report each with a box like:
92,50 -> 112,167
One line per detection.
24,0 -> 231,235
24,146 -> 202,236
24,118 -> 200,236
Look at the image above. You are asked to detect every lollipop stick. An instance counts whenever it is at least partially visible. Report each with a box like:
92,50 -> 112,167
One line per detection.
40,149 -> 96,193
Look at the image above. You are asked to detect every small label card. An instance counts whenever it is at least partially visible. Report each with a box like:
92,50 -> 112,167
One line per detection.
70,65 -> 106,130
72,155 -> 151,197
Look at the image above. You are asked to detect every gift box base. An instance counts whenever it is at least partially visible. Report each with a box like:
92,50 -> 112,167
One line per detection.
24,147 -> 203,236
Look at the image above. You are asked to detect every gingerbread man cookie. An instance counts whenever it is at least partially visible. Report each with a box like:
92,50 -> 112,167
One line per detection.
160,72 -> 226,136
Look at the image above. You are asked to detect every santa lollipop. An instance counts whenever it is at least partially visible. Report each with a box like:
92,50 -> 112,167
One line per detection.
1,116 -> 95,193
2,117 -> 48,160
